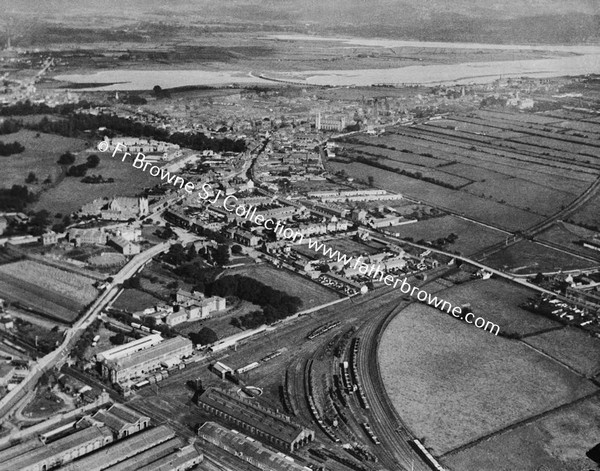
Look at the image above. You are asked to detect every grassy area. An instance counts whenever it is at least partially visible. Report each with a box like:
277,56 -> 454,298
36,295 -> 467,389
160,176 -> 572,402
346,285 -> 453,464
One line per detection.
444,395 -> 600,471
22,389 -> 65,418
378,302 -> 598,455
0,129 -> 87,190
524,327 -> 600,377
112,288 -> 162,312
33,145 -> 157,215
226,264 -> 340,309
438,278 -> 561,337
537,222 -> 600,261
388,215 -> 507,256
484,240 -> 599,274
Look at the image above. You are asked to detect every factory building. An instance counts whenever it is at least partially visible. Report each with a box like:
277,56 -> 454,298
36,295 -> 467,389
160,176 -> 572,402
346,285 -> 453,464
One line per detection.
197,422 -> 311,471
196,388 -> 315,452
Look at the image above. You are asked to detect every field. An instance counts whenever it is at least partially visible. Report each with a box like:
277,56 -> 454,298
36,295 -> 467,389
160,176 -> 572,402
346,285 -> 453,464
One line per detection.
0,129 -> 87,190
111,288 -> 162,312
0,260 -> 98,322
537,222 -> 600,260
226,264 -> 340,309
569,192 -> 600,229
378,302 -> 598,455
437,278 -> 561,336
333,109 -> 600,231
33,146 -> 158,215
388,215 -> 507,256
483,240 -> 599,274
444,395 -> 600,471
524,327 -> 600,377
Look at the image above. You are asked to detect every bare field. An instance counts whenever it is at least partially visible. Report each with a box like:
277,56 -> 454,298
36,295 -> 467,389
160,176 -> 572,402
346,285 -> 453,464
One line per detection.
484,240 -> 599,274
388,215 -> 507,255
437,278 -> 561,336
524,327 -> 600,377
378,302 -> 598,455
444,395 -> 600,471
225,264 -> 340,309
34,148 -> 157,215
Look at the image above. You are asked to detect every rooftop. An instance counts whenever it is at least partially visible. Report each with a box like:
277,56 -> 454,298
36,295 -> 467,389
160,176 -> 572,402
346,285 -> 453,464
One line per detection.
109,336 -> 192,371
197,388 -> 310,445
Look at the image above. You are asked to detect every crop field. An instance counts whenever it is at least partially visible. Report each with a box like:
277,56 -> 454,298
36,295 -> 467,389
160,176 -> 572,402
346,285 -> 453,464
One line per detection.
34,147 -> 157,215
388,216 -> 508,256
464,178 -> 576,216
484,240 -> 599,274
226,264 -> 340,309
112,288 -> 162,312
0,277 -> 79,323
378,302 -> 598,456
524,327 -> 600,377
0,260 -> 98,305
0,130 -> 87,190
444,395 -> 600,471
437,278 -> 561,336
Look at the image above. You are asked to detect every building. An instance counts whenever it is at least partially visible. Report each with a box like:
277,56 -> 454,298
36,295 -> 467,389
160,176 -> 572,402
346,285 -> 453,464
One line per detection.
108,236 -> 140,255
97,334 -> 163,364
196,388 -> 315,452
315,112 -> 346,132
88,403 -> 151,439
197,422 -> 311,471
68,228 -> 108,245
0,364 -> 15,387
0,216 -> 7,235
0,424 -> 114,471
80,197 -> 149,221
102,336 -> 193,384
41,231 -> 58,246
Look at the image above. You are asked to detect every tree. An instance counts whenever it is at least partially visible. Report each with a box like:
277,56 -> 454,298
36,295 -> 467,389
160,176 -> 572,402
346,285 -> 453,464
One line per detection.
87,154 -> 100,168
190,327 -> 218,346
25,172 -> 37,184
367,175 -> 375,187
214,244 -> 230,266
109,332 -> 126,345
231,244 -> 243,255
57,152 -> 76,165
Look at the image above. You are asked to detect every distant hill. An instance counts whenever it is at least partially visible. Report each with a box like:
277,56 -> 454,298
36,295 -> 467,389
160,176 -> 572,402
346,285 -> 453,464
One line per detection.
1,0 -> 599,45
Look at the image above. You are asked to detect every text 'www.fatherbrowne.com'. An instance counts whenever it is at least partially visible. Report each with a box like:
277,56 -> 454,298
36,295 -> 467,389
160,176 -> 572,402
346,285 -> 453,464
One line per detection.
99,140 -> 500,336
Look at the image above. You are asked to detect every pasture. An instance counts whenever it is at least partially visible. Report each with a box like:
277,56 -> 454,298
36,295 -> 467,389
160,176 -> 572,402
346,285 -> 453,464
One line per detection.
378,302 -> 598,455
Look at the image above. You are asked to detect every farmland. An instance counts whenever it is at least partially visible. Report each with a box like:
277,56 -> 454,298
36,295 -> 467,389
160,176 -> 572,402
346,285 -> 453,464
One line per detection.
484,240 -> 599,274
0,260 -> 98,322
444,395 -> 600,471
436,278 -> 561,336
378,302 -> 598,456
524,327 -> 600,377
388,215 -> 507,256
332,108 -> 600,240
537,222 -> 600,261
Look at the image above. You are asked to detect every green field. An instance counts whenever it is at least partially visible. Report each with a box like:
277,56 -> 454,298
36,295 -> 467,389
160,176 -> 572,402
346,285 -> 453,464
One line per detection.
388,215 -> 507,256
484,240 -> 599,274
33,147 -> 157,215
378,302 -> 597,455
227,264 -> 340,309
444,395 -> 600,471
112,288 -> 162,312
0,129 -> 87,190
437,278 -> 561,336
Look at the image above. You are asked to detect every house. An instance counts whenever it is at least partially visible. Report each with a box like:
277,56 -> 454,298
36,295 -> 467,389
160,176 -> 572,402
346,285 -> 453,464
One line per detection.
41,231 -> 58,246
108,236 -> 140,256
